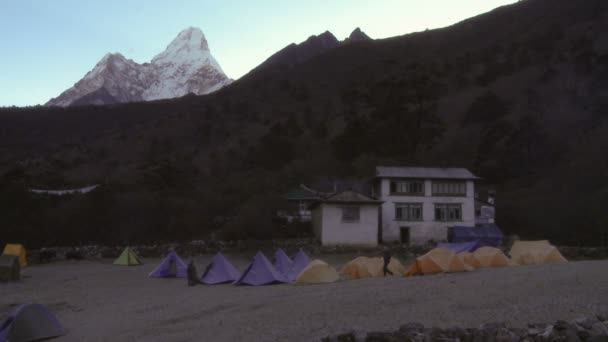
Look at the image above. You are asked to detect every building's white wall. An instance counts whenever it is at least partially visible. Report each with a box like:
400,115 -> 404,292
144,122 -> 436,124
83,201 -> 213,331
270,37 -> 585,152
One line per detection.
378,179 -> 475,244
319,204 -> 378,246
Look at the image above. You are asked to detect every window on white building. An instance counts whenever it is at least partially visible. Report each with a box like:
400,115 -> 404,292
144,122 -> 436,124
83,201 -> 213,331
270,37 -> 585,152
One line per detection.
390,180 -> 424,195
434,203 -> 462,221
395,203 -> 423,221
341,206 -> 360,222
432,181 -> 466,196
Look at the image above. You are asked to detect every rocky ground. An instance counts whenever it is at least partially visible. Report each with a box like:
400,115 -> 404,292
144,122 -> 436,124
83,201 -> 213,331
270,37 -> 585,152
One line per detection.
1,256 -> 607,342
323,318 -> 608,341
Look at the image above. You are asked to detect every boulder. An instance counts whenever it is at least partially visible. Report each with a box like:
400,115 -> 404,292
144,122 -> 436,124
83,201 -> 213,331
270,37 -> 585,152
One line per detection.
495,327 -> 519,342
443,327 -> 470,341
335,332 -> 357,342
574,317 -> 598,330
364,331 -> 400,342
577,330 -> 590,340
589,322 -> 608,340
548,324 -> 581,342
399,323 -> 425,334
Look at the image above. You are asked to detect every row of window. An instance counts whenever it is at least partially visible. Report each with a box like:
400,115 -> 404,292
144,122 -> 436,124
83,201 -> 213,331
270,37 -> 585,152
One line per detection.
340,203 -> 463,223
389,180 -> 467,196
395,203 -> 462,221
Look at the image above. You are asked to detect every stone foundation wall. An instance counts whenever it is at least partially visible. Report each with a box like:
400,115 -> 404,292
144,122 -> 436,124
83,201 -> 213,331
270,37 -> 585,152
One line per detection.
23,239 -> 608,265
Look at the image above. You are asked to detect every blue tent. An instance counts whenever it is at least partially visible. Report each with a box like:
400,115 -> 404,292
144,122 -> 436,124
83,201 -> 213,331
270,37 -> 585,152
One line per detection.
438,240 -> 482,253
148,250 -> 187,278
201,252 -> 240,285
450,224 -> 503,247
233,251 -> 288,286
0,304 -> 66,342
273,248 -> 293,276
286,249 -> 311,282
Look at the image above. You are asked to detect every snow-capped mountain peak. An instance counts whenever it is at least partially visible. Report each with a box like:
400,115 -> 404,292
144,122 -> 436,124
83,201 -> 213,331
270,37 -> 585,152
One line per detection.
152,27 -> 215,69
46,27 -> 231,107
164,27 -> 210,53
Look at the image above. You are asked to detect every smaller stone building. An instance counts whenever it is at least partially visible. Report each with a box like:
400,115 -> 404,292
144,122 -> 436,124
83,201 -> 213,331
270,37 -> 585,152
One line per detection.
311,190 -> 383,246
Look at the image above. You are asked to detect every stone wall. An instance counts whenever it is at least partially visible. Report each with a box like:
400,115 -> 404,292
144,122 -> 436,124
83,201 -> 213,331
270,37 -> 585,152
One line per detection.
26,239 -> 436,265
23,239 -> 608,265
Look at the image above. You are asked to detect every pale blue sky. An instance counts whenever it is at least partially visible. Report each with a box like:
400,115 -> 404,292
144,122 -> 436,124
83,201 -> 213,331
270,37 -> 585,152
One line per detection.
0,0 -> 516,107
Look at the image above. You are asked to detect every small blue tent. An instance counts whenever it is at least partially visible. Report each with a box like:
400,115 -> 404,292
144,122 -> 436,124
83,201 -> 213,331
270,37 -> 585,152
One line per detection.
286,249 -> 311,282
201,252 -> 240,285
273,249 -> 293,276
0,304 -> 66,342
450,224 -> 503,247
148,251 -> 187,278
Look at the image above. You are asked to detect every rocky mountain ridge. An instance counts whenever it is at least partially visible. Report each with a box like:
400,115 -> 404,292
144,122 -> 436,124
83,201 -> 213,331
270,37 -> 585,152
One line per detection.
255,27 -> 372,71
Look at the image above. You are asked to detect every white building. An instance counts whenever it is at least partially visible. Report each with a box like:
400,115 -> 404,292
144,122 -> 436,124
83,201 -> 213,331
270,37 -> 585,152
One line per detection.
311,190 -> 383,246
372,166 -> 479,244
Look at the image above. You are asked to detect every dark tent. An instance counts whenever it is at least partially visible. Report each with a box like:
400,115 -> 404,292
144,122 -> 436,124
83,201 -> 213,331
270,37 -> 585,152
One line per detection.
450,224 -> 503,247
0,255 -> 20,282
0,304 -> 66,342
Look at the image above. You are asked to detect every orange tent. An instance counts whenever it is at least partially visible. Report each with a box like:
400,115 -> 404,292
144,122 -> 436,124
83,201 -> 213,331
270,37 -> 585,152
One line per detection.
366,257 -> 407,277
295,260 -> 340,284
457,252 -> 480,269
509,240 -> 567,265
340,256 -> 406,279
472,247 -> 510,268
340,256 -> 373,280
404,248 -> 471,276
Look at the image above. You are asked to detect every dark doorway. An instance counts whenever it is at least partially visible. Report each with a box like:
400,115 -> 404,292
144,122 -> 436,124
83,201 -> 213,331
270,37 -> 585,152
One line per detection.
377,207 -> 383,243
400,227 -> 410,244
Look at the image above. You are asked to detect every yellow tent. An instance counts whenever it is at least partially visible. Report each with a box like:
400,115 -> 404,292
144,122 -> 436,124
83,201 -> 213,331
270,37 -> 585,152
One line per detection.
295,260 -> 340,284
113,247 -> 143,266
340,256 -> 373,280
3,244 -> 27,267
509,240 -> 567,265
404,248 -> 471,276
472,247 -> 510,268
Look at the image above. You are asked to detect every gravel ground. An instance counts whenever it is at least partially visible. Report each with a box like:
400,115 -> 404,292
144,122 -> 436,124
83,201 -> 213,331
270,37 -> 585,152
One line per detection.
1,255 -> 607,342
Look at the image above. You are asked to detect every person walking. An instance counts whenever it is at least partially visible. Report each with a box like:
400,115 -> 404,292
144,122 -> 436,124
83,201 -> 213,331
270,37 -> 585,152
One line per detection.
383,250 -> 393,276
187,260 -> 199,286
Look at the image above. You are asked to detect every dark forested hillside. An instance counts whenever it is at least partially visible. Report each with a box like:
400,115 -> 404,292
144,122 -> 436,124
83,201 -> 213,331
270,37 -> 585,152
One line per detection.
1,0 -> 607,247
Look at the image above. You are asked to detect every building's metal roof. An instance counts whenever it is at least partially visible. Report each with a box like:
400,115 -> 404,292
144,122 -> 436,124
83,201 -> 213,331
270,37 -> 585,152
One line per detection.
285,178 -> 372,200
317,190 -> 382,205
375,166 -> 480,180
